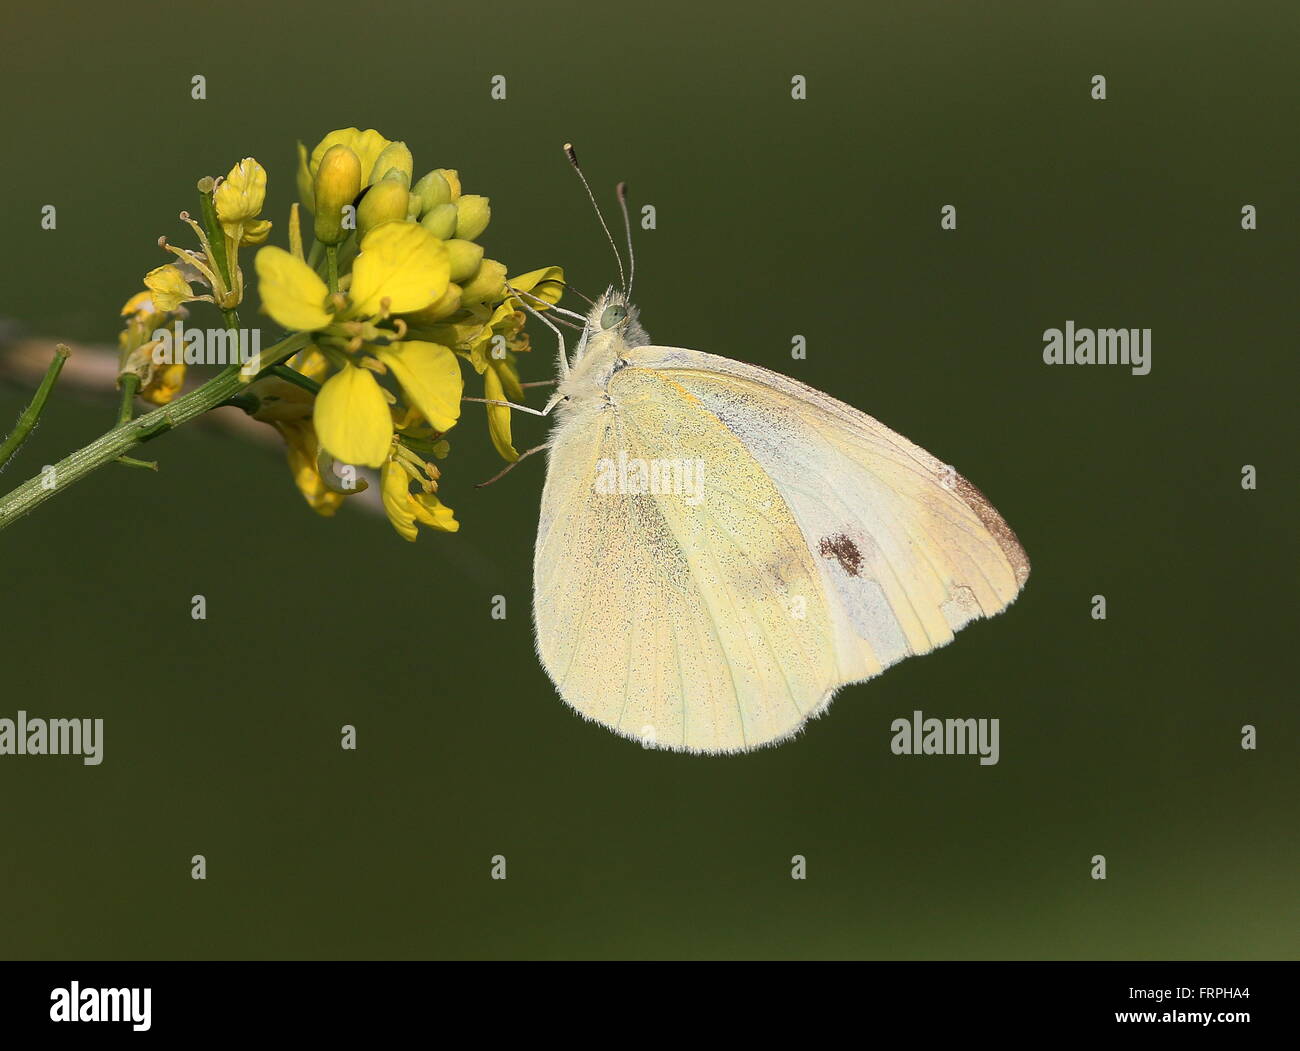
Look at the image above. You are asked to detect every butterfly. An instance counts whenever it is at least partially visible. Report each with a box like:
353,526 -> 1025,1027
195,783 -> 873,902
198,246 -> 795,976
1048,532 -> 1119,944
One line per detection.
497,147 -> 1029,755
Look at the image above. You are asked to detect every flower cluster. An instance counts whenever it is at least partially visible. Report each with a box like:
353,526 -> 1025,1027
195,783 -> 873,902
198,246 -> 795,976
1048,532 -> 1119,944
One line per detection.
114,127 -> 563,540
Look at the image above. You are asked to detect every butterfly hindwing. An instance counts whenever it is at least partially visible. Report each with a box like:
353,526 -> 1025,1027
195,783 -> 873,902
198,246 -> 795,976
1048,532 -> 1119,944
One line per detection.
534,366 -> 840,753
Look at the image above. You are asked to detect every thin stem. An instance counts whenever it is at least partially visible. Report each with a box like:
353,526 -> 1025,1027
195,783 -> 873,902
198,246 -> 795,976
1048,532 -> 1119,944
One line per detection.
116,456 -> 158,471
266,364 -> 321,395
0,332 -> 309,532
116,373 -> 140,426
0,344 -> 70,471
325,244 -> 339,294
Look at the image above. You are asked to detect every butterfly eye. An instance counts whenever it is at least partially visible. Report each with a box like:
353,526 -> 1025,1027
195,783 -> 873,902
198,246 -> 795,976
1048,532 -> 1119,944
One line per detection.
600,304 -> 627,329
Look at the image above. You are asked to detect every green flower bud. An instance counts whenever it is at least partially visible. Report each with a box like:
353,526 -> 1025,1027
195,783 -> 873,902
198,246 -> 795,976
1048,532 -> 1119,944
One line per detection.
406,191 -> 423,220
368,141 -> 413,187
296,141 -> 314,212
313,145 -> 362,245
445,239 -> 485,283
435,168 -> 462,201
378,167 -> 410,188
459,259 -> 506,305
356,179 -> 411,240
421,202 -> 458,240
412,170 -> 452,215
454,195 -> 491,241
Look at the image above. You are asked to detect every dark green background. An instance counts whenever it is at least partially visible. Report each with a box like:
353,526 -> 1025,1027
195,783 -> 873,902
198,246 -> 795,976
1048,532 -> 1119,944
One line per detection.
1,1 -> 1295,959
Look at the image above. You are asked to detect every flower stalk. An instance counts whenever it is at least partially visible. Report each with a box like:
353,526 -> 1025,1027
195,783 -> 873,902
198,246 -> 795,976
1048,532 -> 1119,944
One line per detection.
0,344 -> 70,471
0,333 -> 309,531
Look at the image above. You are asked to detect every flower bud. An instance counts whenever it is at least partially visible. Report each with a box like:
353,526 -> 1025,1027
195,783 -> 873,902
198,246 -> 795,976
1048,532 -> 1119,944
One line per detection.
444,239 -> 485,283
412,170 -> 452,215
459,259 -> 506,305
435,168 -> 461,201
356,179 -> 411,240
368,141 -> 413,187
420,202 -> 458,240
313,145 -> 362,245
296,141 -> 314,211
454,195 -> 491,241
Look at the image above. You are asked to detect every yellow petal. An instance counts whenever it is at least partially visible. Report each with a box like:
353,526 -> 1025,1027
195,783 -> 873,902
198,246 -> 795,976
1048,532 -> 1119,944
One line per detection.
380,459 -> 419,541
120,290 -> 156,318
349,222 -> 449,317
240,218 -> 272,246
412,491 -> 458,533
483,364 -> 518,462
143,265 -> 192,312
139,362 -> 186,405
254,246 -> 333,332
374,341 -> 463,432
276,420 -> 345,517
507,265 -> 565,307
314,365 -> 393,467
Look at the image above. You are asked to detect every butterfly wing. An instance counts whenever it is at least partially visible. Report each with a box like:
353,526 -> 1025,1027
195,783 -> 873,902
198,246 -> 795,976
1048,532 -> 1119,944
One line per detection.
533,347 -> 1029,754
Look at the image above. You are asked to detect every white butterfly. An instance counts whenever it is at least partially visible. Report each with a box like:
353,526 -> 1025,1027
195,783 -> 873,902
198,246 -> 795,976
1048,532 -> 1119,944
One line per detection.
499,150 -> 1029,755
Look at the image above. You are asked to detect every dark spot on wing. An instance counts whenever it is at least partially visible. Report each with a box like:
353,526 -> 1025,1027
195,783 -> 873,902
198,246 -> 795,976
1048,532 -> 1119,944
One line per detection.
818,533 -> 862,577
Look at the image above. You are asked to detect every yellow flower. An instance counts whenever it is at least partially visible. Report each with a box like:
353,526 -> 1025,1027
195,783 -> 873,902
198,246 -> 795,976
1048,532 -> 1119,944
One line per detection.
143,264 -> 193,312
277,418 -> 347,516
255,221 -> 462,467
244,347 -> 361,516
380,455 -> 458,541
214,158 -> 269,244
139,359 -> 186,405
117,290 -> 188,405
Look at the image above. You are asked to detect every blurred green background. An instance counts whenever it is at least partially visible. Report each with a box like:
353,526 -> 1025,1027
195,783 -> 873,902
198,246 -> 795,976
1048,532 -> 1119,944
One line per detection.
1,0 -> 1295,959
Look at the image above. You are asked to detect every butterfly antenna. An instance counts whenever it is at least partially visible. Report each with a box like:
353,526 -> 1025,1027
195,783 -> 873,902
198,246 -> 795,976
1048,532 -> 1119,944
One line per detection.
562,283 -> 598,309
616,181 -> 635,298
564,143 -> 626,292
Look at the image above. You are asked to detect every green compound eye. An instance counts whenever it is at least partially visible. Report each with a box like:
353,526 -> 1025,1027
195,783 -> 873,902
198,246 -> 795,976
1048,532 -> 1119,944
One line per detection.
600,304 -> 627,329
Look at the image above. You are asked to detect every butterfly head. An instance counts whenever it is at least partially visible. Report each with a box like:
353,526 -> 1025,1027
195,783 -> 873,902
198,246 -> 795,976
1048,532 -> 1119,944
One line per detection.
585,287 -> 648,349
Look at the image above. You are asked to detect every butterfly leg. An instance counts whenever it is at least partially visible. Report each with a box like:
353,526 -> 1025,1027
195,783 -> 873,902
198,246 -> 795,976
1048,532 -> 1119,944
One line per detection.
508,285 -> 581,381
475,441 -> 552,488
462,396 -> 553,416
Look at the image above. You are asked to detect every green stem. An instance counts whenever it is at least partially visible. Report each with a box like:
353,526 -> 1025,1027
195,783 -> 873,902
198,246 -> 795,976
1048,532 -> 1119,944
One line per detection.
117,456 -> 158,471
0,332 -> 309,532
325,244 -> 339,294
116,373 -> 140,426
267,364 -> 321,395
0,344 -> 70,471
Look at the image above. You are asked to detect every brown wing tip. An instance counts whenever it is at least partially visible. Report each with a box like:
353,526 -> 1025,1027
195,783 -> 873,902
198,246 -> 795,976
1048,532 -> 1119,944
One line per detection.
953,475 -> 1031,589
